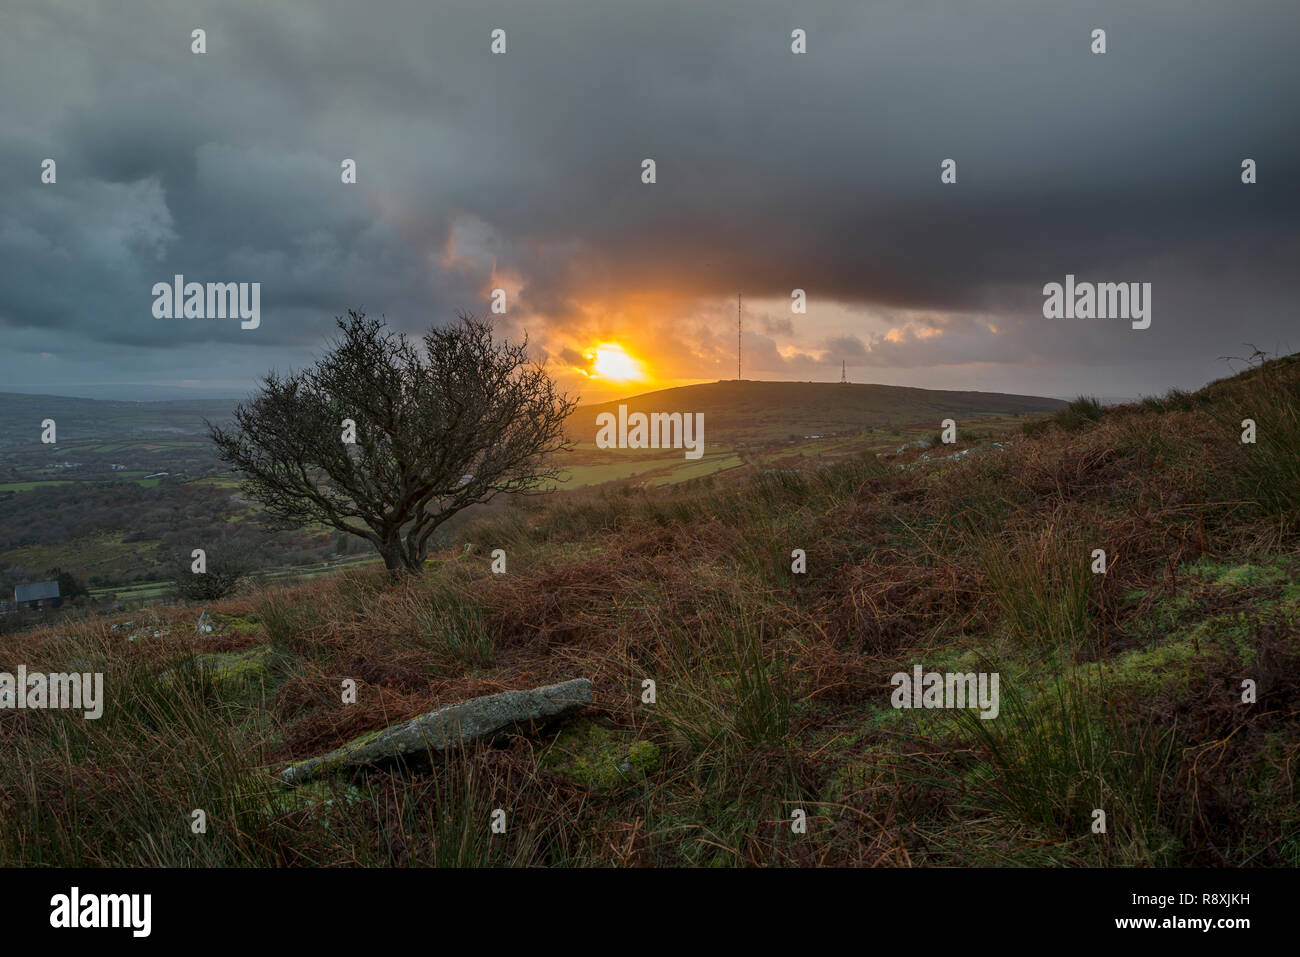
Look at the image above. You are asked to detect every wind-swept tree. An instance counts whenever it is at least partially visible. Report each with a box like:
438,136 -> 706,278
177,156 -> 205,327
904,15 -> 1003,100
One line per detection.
209,311 -> 576,575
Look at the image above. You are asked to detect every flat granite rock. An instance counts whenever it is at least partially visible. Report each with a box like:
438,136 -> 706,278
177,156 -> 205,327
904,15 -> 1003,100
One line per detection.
280,677 -> 593,786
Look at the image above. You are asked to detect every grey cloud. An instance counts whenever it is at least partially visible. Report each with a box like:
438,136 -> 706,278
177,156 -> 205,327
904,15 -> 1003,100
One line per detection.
0,0 -> 1296,396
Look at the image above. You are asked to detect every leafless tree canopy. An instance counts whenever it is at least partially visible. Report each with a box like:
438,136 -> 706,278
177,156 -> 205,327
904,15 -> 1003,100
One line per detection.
209,310 -> 576,574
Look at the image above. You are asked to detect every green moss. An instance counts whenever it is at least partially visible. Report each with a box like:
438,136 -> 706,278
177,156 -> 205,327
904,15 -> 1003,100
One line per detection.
1186,558 -> 1290,590
862,650 -> 1027,738
339,726 -> 387,753
156,644 -> 271,690
196,645 -> 272,683
279,725 -> 393,785
1092,609 -> 1257,697
626,739 -> 660,773
268,778 -> 366,818
220,615 -> 263,635
541,720 -> 661,790
1115,556 -> 1300,681
1100,634 -> 1206,696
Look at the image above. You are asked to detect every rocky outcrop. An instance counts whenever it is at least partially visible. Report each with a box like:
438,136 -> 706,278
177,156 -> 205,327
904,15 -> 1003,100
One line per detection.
280,678 -> 593,785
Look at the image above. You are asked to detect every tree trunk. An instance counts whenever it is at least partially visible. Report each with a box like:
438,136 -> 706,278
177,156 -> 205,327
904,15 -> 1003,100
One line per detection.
378,534 -> 406,576
377,531 -> 426,577
404,545 -> 428,575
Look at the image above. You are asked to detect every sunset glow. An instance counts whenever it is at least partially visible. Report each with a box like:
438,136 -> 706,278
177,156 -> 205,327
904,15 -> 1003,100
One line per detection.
588,343 -> 646,382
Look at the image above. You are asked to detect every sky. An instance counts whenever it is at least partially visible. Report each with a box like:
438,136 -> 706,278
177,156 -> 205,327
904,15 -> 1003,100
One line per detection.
1,0 -> 1297,404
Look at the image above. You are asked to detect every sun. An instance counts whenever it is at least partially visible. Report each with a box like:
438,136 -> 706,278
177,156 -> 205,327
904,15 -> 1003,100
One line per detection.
588,343 -> 645,381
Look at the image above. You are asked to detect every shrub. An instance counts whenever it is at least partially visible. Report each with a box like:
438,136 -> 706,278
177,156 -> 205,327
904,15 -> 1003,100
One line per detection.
168,538 -> 256,601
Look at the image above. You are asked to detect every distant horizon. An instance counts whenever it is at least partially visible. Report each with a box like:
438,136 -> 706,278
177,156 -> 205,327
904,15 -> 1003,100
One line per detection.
0,377 -> 1149,408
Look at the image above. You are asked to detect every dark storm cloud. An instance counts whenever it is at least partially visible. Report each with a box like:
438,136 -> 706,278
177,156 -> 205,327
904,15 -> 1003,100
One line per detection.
0,0 -> 1296,395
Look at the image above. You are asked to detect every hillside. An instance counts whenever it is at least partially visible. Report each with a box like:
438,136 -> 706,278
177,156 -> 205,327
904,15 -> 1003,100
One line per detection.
554,379 -> 1065,489
0,380 -> 1064,593
2,355 -> 1297,867
570,380 -> 1067,445
0,392 -> 234,447
0,380 -> 1065,452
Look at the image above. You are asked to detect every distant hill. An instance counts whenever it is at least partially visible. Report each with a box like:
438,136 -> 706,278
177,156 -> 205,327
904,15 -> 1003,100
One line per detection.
0,392 -> 235,446
570,380 -> 1068,445
1,382 -> 1066,450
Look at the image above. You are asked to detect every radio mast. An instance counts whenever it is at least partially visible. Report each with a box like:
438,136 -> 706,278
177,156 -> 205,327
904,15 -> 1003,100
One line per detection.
737,293 -> 742,380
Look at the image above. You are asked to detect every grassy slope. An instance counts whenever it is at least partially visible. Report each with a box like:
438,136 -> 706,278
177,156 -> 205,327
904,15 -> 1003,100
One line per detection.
0,382 -> 1056,585
571,379 -> 1067,445
557,379 -> 1062,490
1,358 -> 1297,867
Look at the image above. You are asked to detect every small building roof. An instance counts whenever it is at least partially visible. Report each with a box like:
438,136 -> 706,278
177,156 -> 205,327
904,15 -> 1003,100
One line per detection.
15,580 -> 60,602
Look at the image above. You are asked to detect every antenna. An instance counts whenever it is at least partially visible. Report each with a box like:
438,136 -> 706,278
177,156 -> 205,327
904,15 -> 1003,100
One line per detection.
737,293 -> 742,381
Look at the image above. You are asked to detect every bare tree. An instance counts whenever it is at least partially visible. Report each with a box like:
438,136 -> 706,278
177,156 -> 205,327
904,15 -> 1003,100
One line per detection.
209,311 -> 575,575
